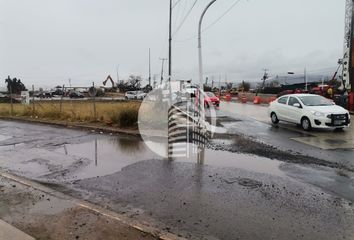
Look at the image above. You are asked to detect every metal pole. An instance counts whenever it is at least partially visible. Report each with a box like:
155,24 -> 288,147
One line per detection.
198,0 -> 217,116
197,0 -> 217,163
9,84 -> 13,116
160,58 -> 167,84
304,67 -> 308,91
116,65 -> 120,83
59,84 -> 65,114
168,0 -> 172,82
32,85 -> 35,115
92,82 -> 97,121
148,48 -> 151,86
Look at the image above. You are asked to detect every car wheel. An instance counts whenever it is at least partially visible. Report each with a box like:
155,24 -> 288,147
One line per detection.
271,112 -> 279,124
301,117 -> 312,131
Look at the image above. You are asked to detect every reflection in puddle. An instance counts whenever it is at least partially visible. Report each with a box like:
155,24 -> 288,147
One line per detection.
55,137 -> 160,179
55,136 -> 284,180
0,135 -> 12,142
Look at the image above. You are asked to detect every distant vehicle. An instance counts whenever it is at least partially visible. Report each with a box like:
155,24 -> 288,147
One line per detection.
184,84 -> 198,97
125,91 -> 146,100
204,92 -> 220,107
268,94 -> 350,131
136,91 -> 147,100
69,91 -> 84,98
125,91 -> 137,100
0,93 -> 6,98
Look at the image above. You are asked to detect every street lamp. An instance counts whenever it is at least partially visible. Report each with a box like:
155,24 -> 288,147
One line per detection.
198,0 -> 217,121
197,0 -> 217,163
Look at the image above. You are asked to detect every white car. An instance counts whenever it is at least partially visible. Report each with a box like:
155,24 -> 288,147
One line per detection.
136,91 -> 147,100
268,94 -> 350,131
125,91 -> 136,100
125,91 -> 146,100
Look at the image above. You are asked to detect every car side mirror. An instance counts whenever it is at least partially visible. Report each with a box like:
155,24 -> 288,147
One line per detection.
293,103 -> 301,108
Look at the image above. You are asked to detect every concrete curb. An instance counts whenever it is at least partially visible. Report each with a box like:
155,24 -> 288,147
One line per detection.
0,219 -> 35,240
0,172 -> 187,240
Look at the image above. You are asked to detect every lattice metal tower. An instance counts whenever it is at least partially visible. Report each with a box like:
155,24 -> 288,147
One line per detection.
343,0 -> 354,91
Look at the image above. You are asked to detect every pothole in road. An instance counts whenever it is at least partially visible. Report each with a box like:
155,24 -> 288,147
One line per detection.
53,136 -> 285,180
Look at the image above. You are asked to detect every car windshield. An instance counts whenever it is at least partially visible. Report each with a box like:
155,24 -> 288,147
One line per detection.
299,95 -> 333,106
206,92 -> 215,97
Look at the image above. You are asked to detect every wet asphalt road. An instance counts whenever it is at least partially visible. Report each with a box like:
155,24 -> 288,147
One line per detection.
219,102 -> 354,169
0,120 -> 354,239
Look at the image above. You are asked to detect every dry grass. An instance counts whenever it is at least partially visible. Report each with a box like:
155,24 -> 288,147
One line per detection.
0,101 -> 141,127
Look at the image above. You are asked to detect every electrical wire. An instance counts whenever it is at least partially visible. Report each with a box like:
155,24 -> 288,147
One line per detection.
202,0 -> 242,32
175,0 -> 243,42
172,0 -> 183,9
172,0 -> 199,37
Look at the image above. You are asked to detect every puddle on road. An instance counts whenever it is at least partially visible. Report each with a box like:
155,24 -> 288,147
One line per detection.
54,136 -> 284,180
0,134 -> 12,142
54,137 -> 161,179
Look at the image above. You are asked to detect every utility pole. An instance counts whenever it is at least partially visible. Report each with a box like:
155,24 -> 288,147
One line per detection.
159,58 -> 167,84
116,65 -> 120,83
304,67 -> 308,91
153,74 -> 158,88
148,48 -> 151,86
168,0 -> 172,82
257,68 -> 269,96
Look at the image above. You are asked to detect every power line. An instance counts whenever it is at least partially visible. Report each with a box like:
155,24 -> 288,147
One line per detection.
172,0 -> 199,37
172,0 -> 183,9
175,0 -> 243,42
203,0 -> 242,32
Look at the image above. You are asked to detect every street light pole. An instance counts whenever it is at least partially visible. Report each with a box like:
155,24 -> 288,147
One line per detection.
197,0 -> 217,164
198,0 -> 217,92
198,0 -> 217,119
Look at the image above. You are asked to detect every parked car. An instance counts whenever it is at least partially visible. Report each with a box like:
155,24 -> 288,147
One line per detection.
204,92 -> 220,107
136,91 -> 147,100
69,91 -> 85,98
125,91 -> 137,100
268,94 -> 350,131
125,91 -> 146,100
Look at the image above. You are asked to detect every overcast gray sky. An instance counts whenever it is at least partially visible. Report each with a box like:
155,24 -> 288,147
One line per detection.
0,0 -> 345,88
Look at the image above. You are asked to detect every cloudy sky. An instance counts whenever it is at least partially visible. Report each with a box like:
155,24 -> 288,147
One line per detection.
0,0 -> 345,88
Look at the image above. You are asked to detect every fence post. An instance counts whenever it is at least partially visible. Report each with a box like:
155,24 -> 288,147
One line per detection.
92,82 -> 97,121
9,84 -> 13,116
59,84 -> 65,114
32,85 -> 35,116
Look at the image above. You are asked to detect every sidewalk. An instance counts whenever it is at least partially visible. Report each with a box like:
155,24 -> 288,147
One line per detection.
0,220 -> 35,240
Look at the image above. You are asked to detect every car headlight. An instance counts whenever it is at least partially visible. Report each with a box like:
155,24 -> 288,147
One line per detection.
311,111 -> 325,117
